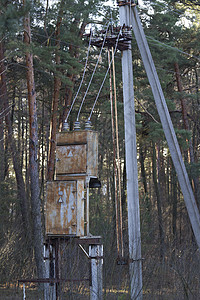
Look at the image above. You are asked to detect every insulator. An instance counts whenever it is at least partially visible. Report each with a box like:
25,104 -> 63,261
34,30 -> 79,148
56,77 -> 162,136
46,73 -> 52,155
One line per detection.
123,26 -> 132,39
74,121 -> 81,131
63,121 -> 70,131
85,120 -> 92,130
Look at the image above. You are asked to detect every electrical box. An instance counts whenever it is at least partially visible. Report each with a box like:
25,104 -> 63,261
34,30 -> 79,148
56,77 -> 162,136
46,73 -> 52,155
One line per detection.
45,129 -> 99,237
55,130 -> 98,180
46,180 -> 84,236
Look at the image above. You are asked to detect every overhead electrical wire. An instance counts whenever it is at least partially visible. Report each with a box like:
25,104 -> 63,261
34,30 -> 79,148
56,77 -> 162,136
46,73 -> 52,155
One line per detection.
0,104 -> 14,119
150,0 -> 199,20
108,49 -> 120,257
88,28 -> 121,121
65,29 -> 93,123
76,22 -> 110,122
146,35 -> 200,61
3,34 -> 197,87
110,46 -> 124,259
4,20 -> 198,79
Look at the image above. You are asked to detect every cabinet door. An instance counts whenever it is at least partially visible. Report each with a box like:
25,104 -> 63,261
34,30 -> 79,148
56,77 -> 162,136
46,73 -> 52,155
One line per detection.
55,144 -> 87,175
46,181 -> 77,235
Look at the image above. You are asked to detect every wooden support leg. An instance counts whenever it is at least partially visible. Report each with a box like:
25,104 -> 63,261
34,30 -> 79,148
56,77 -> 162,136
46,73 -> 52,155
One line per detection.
89,244 -> 103,300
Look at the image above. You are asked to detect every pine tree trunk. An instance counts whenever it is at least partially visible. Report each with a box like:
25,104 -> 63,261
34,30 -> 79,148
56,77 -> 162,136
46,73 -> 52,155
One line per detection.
152,143 -> 165,260
172,165 -> 178,241
0,39 -> 30,235
139,145 -> 151,229
59,21 -> 87,130
174,62 -> 200,206
23,2 -> 45,279
47,0 -> 64,181
59,76 -> 74,130
0,41 -> 5,182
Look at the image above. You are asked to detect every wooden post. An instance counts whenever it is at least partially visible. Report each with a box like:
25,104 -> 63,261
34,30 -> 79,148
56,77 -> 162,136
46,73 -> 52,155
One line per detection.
119,3 -> 143,299
89,244 -> 103,300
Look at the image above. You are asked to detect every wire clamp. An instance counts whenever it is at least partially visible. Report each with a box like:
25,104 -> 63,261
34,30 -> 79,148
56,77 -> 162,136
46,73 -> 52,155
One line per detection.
129,257 -> 145,263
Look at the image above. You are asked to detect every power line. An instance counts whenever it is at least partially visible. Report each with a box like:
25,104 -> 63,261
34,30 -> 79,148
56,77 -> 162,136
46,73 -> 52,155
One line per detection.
146,35 -> 200,61
31,31 -> 84,49
0,104 -> 14,118
88,29 -> 121,121
0,51 -> 14,64
65,29 -> 93,122
149,1 -> 185,16
76,22 -> 110,121
150,0 -> 200,17
8,62 -> 54,79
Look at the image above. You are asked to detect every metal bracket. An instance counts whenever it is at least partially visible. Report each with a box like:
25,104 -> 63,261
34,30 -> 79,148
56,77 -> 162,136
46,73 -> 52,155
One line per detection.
90,26 -> 132,51
116,257 -> 144,265
78,244 -> 89,258
129,257 -> 145,263
117,0 -> 138,7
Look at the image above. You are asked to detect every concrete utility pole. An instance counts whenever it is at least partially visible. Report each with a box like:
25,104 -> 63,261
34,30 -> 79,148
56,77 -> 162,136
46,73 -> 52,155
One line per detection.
130,7 -> 200,250
118,3 -> 143,300
89,244 -> 103,300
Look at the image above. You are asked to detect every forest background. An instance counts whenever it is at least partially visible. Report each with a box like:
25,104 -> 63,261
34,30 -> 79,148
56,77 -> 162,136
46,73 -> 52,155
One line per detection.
0,0 -> 200,299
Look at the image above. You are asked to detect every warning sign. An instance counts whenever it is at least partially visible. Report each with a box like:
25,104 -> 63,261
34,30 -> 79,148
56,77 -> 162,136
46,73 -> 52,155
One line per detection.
67,150 -> 73,157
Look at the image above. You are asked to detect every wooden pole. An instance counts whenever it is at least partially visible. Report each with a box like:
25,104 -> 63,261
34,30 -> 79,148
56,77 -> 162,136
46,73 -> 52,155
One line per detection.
119,4 -> 143,299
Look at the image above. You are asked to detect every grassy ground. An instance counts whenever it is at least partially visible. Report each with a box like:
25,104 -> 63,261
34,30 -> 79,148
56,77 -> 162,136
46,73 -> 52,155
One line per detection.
0,287 -> 185,300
